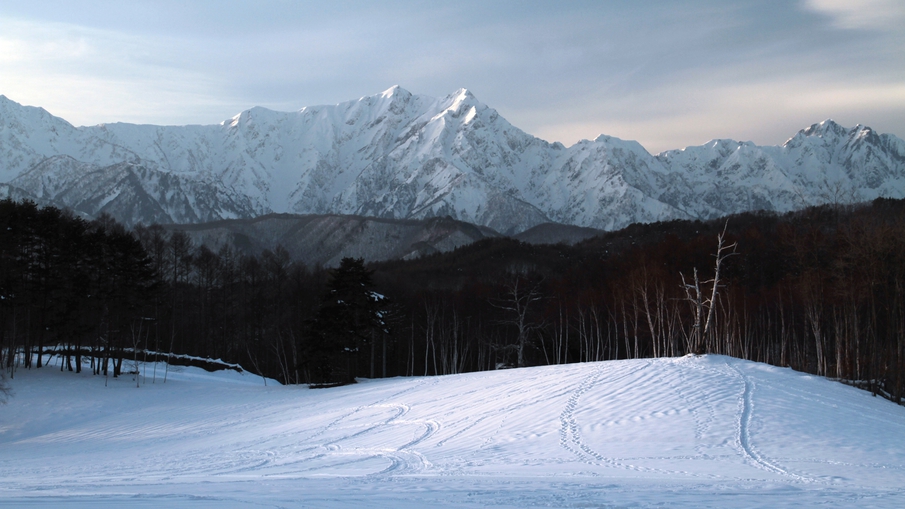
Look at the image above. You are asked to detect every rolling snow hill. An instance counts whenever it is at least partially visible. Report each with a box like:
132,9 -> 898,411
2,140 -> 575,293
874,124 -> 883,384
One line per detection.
1,355 -> 904,508
2,89 -> 904,233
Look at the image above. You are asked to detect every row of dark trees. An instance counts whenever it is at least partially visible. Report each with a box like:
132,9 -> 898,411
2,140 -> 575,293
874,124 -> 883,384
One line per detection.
0,200 -> 155,380
0,199 -> 391,386
2,197 -> 904,402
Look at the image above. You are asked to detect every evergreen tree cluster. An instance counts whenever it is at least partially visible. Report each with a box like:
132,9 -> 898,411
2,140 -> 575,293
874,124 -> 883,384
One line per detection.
0,200 -> 155,378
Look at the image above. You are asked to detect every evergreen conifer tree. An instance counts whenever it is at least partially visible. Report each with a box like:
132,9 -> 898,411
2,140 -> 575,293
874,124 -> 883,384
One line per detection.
307,257 -> 388,385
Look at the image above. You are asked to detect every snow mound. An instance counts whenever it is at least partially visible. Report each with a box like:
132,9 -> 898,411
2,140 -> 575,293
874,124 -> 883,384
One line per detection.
1,355 -> 904,508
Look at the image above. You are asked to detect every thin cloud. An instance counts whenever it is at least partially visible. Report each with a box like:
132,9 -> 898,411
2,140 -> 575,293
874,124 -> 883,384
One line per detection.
803,0 -> 905,30
0,17 -> 242,125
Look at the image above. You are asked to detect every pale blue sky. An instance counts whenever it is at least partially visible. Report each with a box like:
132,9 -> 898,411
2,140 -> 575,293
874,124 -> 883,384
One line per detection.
1,0 -> 903,153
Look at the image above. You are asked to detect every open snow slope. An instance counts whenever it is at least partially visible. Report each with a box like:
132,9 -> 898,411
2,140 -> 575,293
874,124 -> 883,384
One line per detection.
1,355 -> 904,508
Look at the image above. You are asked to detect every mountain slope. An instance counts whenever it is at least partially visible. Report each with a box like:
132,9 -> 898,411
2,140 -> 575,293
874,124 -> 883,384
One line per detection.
2,92 -> 904,232
2,355 -> 904,508
166,213 -> 499,267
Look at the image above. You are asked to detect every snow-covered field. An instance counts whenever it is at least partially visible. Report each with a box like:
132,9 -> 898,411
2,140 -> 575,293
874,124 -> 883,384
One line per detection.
2,355 -> 904,508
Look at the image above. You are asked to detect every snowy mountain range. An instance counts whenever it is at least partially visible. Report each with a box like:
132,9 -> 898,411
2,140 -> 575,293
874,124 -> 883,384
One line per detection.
2,87 -> 904,233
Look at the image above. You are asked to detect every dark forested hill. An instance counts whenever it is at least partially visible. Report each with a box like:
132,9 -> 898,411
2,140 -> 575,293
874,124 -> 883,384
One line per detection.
3,197 -> 904,403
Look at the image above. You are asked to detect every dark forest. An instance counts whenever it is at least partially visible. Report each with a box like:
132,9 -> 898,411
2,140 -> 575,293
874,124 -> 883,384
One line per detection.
2,198 -> 904,403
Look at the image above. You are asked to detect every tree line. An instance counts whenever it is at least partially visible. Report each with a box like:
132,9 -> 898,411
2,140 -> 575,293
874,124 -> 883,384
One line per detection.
0,201 -> 156,381
2,197 -> 904,403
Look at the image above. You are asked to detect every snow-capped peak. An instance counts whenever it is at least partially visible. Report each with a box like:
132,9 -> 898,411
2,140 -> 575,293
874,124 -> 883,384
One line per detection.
450,87 -> 475,101
800,119 -> 847,138
379,84 -> 406,98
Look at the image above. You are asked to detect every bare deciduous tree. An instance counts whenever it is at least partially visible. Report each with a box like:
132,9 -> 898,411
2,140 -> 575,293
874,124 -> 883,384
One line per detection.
492,274 -> 545,368
0,371 -> 11,404
681,221 -> 737,354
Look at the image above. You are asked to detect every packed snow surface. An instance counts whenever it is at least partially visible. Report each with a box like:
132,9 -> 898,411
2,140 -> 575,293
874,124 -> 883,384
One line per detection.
2,355 -> 904,508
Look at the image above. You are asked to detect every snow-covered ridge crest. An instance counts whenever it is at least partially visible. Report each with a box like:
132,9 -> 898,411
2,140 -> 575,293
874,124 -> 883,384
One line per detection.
1,89 -> 904,231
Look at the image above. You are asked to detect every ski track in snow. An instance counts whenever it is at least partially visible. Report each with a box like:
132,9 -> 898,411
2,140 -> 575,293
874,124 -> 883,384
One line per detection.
316,401 -> 439,476
726,360 -> 818,483
557,359 -> 729,479
242,377 -> 444,478
666,358 -> 718,461
559,361 -> 649,470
